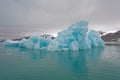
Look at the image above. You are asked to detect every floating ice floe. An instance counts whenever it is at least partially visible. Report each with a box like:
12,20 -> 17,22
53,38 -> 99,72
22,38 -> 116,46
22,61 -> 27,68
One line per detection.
3,20 -> 105,51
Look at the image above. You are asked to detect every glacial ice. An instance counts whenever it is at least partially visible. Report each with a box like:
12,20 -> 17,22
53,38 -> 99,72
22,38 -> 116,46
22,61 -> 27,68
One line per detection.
3,20 -> 105,51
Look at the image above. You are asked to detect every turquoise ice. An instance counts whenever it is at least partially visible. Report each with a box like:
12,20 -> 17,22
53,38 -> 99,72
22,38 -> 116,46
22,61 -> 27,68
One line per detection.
3,20 -> 105,51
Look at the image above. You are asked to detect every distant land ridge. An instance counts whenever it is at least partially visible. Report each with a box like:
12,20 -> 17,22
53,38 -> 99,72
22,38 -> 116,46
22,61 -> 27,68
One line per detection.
101,30 -> 120,42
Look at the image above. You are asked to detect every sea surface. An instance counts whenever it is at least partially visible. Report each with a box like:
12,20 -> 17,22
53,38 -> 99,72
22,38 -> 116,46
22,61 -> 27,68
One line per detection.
0,42 -> 120,80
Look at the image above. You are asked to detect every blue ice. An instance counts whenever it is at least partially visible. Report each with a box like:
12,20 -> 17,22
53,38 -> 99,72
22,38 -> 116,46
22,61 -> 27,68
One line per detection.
3,20 -> 105,51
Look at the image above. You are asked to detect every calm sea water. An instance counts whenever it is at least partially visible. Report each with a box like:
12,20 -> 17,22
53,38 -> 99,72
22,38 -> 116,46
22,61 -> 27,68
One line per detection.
0,42 -> 120,80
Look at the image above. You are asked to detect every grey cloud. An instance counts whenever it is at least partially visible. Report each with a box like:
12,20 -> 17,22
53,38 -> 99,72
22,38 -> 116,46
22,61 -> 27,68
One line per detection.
0,0 -> 120,39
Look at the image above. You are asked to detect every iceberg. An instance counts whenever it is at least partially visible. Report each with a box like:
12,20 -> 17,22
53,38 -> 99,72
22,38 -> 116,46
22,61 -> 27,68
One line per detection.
3,20 -> 105,51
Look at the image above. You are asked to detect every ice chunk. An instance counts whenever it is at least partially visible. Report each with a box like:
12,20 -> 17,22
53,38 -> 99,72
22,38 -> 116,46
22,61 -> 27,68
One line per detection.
3,40 -> 20,47
56,20 -> 91,50
19,35 -> 51,49
3,20 -> 105,51
47,40 -> 59,51
88,30 -> 105,47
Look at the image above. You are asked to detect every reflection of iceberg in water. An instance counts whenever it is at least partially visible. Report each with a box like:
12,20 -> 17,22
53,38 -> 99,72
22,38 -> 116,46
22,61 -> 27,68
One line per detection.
1,43 -> 104,80
3,20 -> 104,51
55,48 -> 104,79
56,51 -> 88,80
87,48 -> 104,61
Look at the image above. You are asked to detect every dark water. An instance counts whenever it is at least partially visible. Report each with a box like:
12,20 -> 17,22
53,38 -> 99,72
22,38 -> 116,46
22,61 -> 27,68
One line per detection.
0,43 -> 120,80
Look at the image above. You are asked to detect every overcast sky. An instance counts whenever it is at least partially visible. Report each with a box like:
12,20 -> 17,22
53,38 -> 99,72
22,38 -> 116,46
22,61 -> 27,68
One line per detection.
0,0 -> 120,39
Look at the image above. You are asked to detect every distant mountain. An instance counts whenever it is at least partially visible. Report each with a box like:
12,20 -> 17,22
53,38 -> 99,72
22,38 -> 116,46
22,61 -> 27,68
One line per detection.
1,31 -> 120,42
101,30 -> 120,42
0,34 -> 55,42
97,31 -> 106,36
